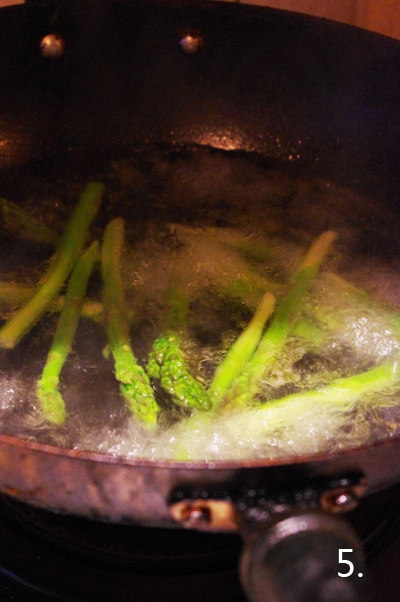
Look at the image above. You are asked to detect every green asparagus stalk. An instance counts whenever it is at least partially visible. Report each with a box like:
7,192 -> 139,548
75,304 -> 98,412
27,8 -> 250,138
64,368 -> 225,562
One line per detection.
209,291 -> 276,406
146,287 -> 189,382
147,331 -> 211,411
0,281 -> 103,323
101,217 -> 159,429
0,197 -> 60,247
0,182 -> 104,349
173,353 -> 400,461
321,271 -> 400,331
36,241 -> 99,425
291,316 -> 327,348
226,237 -> 273,264
221,275 -> 282,312
254,353 -> 400,424
223,230 -> 337,408
147,288 -> 211,412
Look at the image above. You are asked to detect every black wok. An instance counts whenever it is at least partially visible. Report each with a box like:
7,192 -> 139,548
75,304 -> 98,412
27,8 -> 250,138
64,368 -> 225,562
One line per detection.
1,1 -> 400,600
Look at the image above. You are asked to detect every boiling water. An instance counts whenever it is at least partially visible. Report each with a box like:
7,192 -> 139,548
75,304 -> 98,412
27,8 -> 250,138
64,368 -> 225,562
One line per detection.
1,146 -> 400,461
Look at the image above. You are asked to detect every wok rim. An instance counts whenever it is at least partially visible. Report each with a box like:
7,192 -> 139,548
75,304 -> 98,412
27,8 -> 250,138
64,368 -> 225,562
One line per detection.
1,428 -> 399,472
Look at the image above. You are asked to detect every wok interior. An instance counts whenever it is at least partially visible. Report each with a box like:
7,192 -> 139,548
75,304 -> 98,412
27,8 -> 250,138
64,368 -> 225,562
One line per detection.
1,144 -> 400,465
0,1 -> 400,467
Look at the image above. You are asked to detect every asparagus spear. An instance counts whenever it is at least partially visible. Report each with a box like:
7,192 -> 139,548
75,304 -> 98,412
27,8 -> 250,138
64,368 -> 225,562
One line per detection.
146,287 -> 188,383
148,331 -> 211,411
36,241 -> 99,425
0,182 -> 104,349
0,281 -> 103,323
147,288 -> 211,411
291,316 -> 327,348
0,197 -> 59,247
315,271 -> 400,331
221,275 -> 282,312
101,217 -> 159,429
254,353 -> 400,424
223,230 -> 337,408
209,291 -> 276,406
173,353 -> 400,461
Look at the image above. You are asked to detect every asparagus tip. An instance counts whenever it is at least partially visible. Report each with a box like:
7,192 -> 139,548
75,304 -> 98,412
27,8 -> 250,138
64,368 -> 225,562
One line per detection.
36,386 -> 66,426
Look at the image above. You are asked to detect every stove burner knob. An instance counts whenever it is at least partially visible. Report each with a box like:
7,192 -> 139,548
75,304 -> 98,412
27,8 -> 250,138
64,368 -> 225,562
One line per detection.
40,34 -> 65,59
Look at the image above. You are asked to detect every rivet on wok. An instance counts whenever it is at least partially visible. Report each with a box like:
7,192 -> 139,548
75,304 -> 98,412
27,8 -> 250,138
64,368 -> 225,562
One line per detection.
169,499 -> 238,531
337,492 -> 360,509
320,489 -> 359,513
179,34 -> 203,54
182,503 -> 211,526
40,34 -> 65,59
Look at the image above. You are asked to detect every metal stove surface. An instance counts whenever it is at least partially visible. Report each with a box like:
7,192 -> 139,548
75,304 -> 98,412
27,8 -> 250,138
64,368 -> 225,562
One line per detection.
0,489 -> 399,601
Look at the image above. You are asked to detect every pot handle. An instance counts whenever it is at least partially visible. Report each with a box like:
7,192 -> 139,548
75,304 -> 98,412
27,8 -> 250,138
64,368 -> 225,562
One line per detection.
239,513 -> 377,602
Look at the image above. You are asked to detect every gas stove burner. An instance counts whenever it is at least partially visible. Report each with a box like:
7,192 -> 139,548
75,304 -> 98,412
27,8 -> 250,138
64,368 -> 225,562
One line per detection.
0,488 -> 399,601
